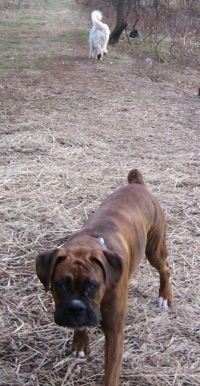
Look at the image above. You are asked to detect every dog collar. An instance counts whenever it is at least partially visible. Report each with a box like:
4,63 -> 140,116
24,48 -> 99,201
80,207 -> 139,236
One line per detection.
94,237 -> 108,250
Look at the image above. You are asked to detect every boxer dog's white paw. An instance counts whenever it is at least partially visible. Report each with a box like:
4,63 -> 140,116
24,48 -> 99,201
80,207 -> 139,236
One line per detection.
158,296 -> 168,308
72,350 -> 86,358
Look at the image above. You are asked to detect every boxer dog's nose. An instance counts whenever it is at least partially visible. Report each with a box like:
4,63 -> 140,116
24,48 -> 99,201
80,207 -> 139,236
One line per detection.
68,299 -> 86,315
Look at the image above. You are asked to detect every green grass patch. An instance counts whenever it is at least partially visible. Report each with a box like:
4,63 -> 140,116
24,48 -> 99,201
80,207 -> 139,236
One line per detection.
78,29 -> 89,42
0,59 -> 33,71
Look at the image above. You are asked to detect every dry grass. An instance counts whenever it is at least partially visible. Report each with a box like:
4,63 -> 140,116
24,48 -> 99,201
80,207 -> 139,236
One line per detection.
0,1 -> 200,385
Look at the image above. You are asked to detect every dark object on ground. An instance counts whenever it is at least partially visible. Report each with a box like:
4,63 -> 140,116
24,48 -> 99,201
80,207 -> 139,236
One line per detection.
129,29 -> 139,38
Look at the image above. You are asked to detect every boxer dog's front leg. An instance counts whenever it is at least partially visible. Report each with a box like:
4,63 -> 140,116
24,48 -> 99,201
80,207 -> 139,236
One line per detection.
72,328 -> 90,358
101,293 -> 127,386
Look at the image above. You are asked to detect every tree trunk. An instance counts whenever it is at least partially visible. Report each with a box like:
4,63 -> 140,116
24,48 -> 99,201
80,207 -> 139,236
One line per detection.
109,0 -> 127,45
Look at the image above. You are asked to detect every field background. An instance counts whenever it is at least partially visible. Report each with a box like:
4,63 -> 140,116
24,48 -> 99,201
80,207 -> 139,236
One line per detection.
0,0 -> 200,385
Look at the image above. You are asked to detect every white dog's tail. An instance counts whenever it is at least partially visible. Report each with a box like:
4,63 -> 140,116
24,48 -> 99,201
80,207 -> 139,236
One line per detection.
91,10 -> 110,33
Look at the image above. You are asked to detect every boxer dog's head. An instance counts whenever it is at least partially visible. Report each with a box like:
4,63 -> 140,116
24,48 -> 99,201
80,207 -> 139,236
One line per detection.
36,246 -> 122,329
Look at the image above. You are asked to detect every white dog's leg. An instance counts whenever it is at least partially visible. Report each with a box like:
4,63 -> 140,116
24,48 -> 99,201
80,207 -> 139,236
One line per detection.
97,44 -> 103,60
89,45 -> 95,59
103,37 -> 109,55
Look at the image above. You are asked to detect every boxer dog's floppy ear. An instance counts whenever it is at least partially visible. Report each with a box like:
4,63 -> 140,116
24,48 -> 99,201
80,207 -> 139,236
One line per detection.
91,250 -> 123,288
36,249 -> 65,292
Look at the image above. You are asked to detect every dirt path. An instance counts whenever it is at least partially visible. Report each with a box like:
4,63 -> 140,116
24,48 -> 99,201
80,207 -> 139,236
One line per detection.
0,1 -> 200,385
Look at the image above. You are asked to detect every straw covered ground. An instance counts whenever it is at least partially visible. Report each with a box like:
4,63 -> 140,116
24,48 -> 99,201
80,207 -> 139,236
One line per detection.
0,0 -> 200,385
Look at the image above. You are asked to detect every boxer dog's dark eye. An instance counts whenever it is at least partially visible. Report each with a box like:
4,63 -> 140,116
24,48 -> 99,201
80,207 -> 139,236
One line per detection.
55,278 -> 71,295
82,281 -> 99,298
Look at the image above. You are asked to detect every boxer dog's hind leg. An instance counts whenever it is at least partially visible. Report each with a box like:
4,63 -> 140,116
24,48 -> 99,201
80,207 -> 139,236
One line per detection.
146,231 -> 172,308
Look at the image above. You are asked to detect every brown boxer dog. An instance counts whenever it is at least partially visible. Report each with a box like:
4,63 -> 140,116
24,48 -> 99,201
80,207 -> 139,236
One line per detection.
36,169 -> 172,386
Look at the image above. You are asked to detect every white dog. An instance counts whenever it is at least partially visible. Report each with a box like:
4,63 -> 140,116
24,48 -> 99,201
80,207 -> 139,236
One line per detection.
89,10 -> 110,60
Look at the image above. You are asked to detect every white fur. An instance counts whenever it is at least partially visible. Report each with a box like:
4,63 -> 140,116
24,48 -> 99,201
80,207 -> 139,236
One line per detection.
89,10 -> 110,60
72,350 -> 86,358
158,296 -> 168,308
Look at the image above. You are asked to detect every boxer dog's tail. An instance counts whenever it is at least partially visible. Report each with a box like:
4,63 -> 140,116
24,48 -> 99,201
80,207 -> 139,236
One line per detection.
127,169 -> 145,185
